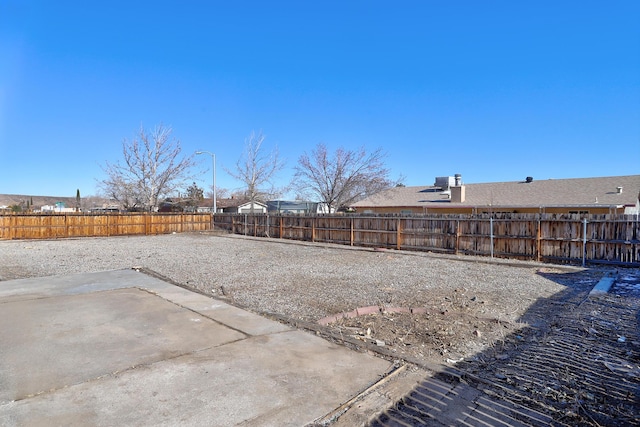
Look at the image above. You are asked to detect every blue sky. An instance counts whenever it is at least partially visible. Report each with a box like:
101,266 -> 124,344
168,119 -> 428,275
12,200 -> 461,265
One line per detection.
1,1 -> 638,198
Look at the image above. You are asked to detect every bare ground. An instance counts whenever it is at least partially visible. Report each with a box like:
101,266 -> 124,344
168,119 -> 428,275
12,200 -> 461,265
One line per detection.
1,232 -> 638,425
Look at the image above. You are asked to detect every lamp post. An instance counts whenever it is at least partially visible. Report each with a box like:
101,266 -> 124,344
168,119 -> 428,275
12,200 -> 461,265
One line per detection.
196,151 -> 216,214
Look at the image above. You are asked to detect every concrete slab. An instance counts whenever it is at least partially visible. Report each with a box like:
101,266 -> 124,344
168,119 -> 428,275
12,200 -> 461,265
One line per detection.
0,269 -> 172,299
153,287 -> 291,336
0,270 -> 392,426
0,288 -> 245,403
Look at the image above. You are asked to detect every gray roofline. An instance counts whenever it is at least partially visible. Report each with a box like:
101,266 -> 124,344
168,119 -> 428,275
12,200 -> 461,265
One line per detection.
355,203 -> 634,208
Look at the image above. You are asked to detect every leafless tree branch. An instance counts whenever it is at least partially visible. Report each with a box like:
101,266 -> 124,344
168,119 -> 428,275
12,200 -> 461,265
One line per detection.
226,130 -> 285,211
99,124 -> 197,211
293,143 -> 398,211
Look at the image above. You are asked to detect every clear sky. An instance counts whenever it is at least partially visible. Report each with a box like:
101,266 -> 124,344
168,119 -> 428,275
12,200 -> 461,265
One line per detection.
1,1 -> 639,198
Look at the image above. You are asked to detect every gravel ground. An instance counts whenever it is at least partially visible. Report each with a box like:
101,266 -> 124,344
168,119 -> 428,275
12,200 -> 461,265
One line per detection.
2,232 -> 638,425
0,232 -> 611,362
0,232 -> 577,318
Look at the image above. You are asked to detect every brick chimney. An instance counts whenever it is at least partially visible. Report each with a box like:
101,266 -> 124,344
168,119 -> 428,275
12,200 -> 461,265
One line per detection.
451,185 -> 465,203
451,174 -> 465,203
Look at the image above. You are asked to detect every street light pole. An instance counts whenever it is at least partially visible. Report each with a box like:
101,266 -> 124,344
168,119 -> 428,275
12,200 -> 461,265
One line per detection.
196,151 -> 216,214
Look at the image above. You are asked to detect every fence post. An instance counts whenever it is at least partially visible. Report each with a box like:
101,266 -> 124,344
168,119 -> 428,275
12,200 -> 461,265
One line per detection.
397,217 -> 402,250
455,219 -> 460,255
10,213 -> 15,239
582,217 -> 588,267
312,216 -> 316,242
279,215 -> 283,238
536,217 -> 542,262
350,216 -> 354,246
490,216 -> 494,258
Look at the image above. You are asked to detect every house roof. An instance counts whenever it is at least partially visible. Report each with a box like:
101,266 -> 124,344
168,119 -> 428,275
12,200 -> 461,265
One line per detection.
266,200 -> 319,211
212,198 -> 237,208
352,175 -> 640,209
205,198 -> 252,209
236,200 -> 267,208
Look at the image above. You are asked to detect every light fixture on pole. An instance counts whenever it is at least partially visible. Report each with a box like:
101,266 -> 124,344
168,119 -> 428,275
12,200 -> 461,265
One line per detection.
195,151 -> 216,214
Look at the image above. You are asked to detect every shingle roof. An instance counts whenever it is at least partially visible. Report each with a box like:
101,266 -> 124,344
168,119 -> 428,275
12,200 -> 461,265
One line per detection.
352,175 -> 640,208
210,198 -> 250,208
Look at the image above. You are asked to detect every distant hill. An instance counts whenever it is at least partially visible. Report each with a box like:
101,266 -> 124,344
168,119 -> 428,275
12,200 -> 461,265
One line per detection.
0,194 -> 110,210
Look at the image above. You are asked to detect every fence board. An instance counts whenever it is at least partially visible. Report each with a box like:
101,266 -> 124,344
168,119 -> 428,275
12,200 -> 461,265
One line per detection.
212,213 -> 640,267
0,213 -> 212,240
10,212 -> 633,266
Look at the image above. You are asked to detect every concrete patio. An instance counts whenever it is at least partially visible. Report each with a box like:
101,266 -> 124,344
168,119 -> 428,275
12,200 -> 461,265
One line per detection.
0,269 -> 397,426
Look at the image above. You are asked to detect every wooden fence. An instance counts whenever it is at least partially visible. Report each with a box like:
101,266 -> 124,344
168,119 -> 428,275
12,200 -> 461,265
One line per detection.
0,213 -> 212,240
3,212 -> 638,266
213,213 -> 640,267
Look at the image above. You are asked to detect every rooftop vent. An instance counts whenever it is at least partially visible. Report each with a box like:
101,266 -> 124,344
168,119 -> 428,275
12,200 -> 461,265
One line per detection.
525,176 -> 533,183
616,186 -> 623,194
434,176 -> 455,190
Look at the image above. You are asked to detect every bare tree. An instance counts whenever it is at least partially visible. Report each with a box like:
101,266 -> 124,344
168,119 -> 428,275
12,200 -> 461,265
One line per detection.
293,143 -> 398,212
226,131 -> 285,212
99,124 -> 197,211
211,187 -> 229,200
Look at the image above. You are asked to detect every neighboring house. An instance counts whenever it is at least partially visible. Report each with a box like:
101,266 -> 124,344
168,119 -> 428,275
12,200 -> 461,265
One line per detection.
41,202 -> 76,213
235,201 -> 267,214
196,197 -> 216,213
211,199 -> 331,214
216,197 -> 268,214
351,174 -> 640,215
158,197 -> 203,212
266,200 -> 325,214
158,199 -> 186,212
88,206 -> 121,213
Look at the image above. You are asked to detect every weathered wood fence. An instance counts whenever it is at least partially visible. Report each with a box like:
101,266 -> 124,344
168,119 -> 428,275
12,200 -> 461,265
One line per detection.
3,212 -> 639,266
0,213 -> 212,240
214,213 -> 640,267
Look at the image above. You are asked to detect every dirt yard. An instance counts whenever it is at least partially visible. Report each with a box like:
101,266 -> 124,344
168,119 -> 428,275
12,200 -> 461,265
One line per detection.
323,266 -> 606,365
0,233 -> 634,368
1,233 -> 638,425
